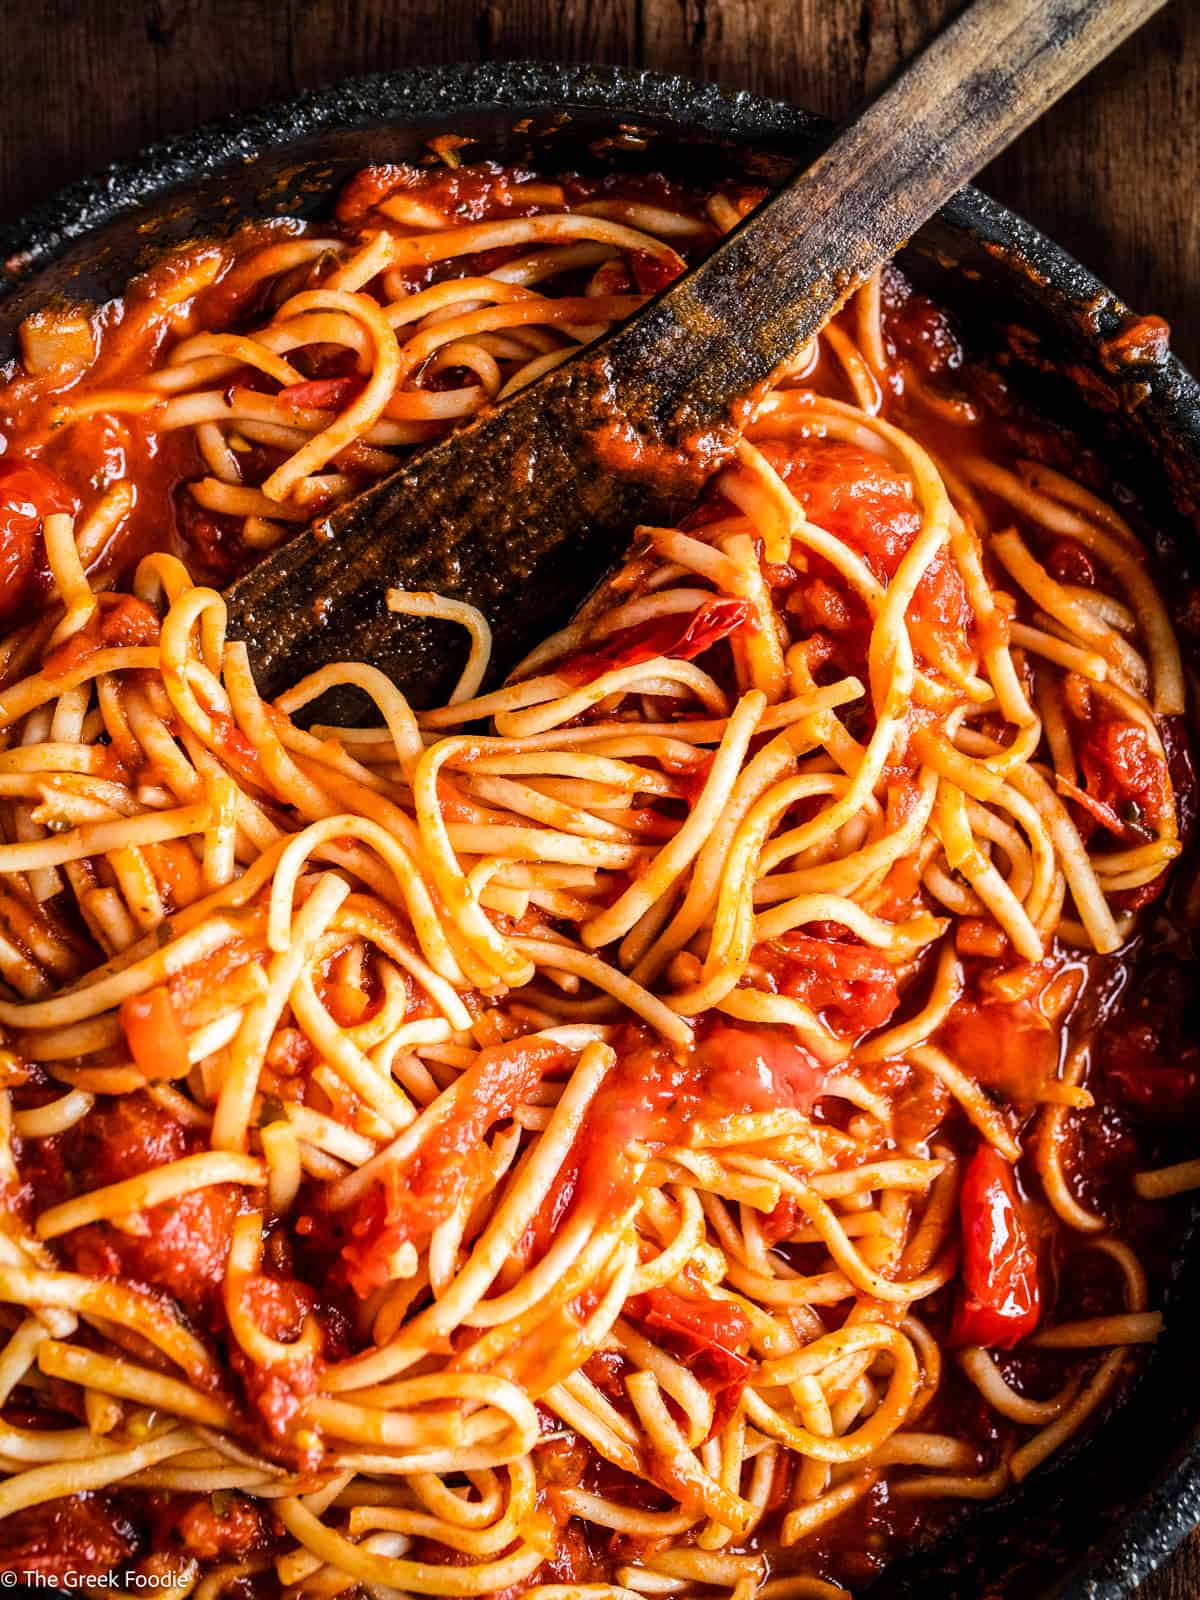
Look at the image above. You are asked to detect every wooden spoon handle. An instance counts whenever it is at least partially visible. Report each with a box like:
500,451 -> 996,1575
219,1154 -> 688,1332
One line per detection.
603,0 -> 1167,440
226,0 -> 1164,710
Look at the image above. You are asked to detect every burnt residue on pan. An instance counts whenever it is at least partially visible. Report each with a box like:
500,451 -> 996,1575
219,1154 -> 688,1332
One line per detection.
2,61 -> 1200,1600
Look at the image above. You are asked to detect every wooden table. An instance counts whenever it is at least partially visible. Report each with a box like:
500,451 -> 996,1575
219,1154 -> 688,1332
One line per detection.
0,2 -> 1197,1595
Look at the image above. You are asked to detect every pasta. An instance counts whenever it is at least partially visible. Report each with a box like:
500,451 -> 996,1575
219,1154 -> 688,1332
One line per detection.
0,149 -> 1194,1598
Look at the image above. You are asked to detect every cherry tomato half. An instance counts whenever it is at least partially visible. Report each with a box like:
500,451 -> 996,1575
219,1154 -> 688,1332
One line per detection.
950,1142 -> 1041,1349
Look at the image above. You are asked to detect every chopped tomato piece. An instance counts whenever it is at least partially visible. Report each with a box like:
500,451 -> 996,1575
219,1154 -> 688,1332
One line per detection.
1075,717 -> 1171,836
627,1287 -> 754,1436
339,1036 -> 565,1296
323,980 -> 372,1026
147,1492 -> 269,1561
527,1024 -> 828,1262
276,376 -> 363,411
950,1143 -> 1041,1349
0,1495 -> 137,1580
628,1286 -> 752,1370
174,491 -> 243,583
119,986 -> 191,1080
63,1091 -> 189,1184
1055,771 -> 1148,843
760,437 -> 972,671
228,1274 -> 336,1458
763,439 -> 919,578
760,1194 -> 802,1245
42,593 -> 161,678
335,164 -> 411,220
336,160 -> 557,227
526,1031 -> 711,1256
18,306 -> 96,381
540,1519 -> 604,1585
881,266 -> 964,377
64,1190 -> 242,1320
765,932 -> 900,1036
1108,717 -> 1195,910
1046,538 -> 1097,587
938,997 -> 1059,1105
627,248 -> 686,295
788,573 -> 858,635
554,597 -> 751,686
0,457 -> 77,623
954,918 -> 1010,960
697,1021 -> 828,1116
53,1093 -> 241,1317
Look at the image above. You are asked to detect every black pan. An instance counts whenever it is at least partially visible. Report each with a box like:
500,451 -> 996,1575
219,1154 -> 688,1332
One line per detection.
1,60 -> 1199,1600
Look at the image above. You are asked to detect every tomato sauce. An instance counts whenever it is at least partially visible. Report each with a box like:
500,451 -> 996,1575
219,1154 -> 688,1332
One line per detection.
522,1021 -> 832,1266
335,1035 -> 566,1295
1,154 -> 1198,1596
0,457 -> 77,622
754,930 -> 901,1040
0,1495 -> 139,1582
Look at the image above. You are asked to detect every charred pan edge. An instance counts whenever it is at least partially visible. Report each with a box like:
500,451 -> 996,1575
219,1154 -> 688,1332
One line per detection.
0,64 -> 816,284
1,59 -> 1200,1600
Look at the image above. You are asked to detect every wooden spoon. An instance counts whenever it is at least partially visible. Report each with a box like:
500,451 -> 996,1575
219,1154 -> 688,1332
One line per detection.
225,0 -> 1165,712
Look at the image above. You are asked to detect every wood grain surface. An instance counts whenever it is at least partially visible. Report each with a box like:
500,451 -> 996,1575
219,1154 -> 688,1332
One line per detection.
0,1 -> 1197,1595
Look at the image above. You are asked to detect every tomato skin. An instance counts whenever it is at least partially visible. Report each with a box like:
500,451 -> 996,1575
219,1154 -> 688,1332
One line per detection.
339,1035 -> 564,1296
1077,718 -> 1171,832
950,1143 -> 1041,1349
628,1286 -> 752,1360
0,457 -> 77,622
627,1287 -> 754,1438
119,985 -> 191,1080
555,597 -> 751,686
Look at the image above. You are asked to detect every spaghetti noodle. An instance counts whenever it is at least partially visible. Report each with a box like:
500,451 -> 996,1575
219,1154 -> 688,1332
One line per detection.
0,150 -> 1195,1597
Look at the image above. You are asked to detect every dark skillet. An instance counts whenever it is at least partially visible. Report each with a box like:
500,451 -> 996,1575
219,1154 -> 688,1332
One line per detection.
1,60 -> 1199,1600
